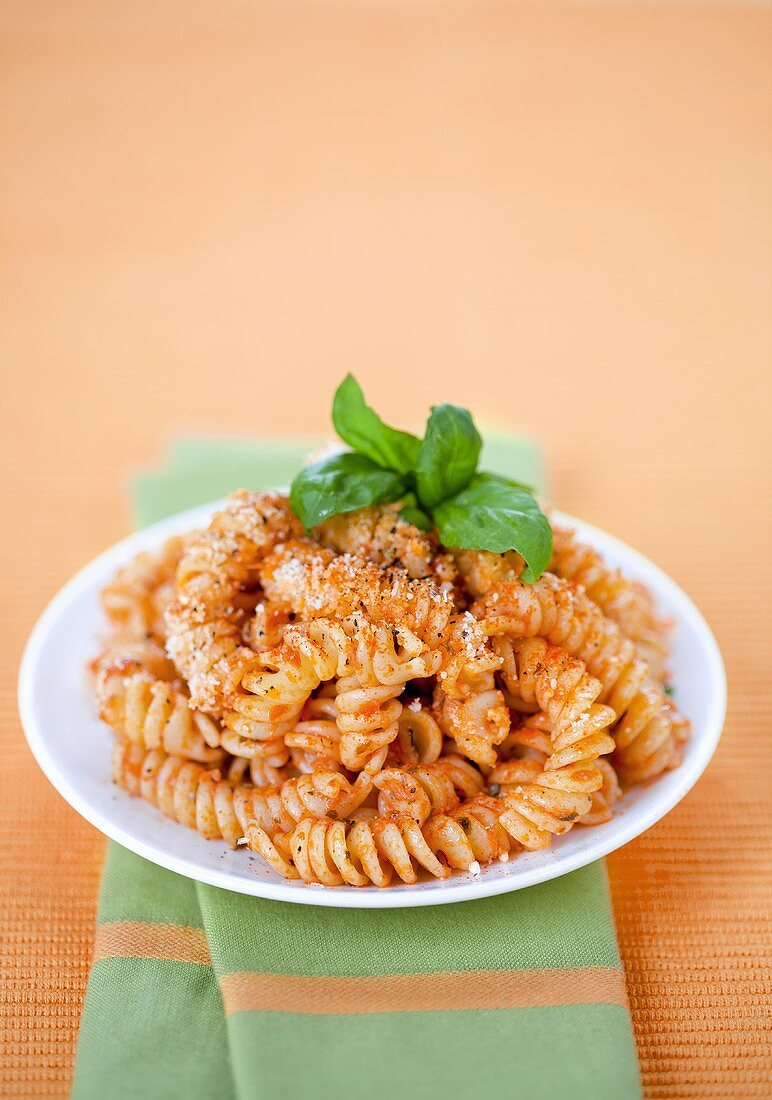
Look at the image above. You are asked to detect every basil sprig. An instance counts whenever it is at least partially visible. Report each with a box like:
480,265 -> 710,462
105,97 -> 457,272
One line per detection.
290,452 -> 408,529
433,473 -> 552,583
332,373 -> 421,474
290,374 -> 553,581
416,404 -> 481,508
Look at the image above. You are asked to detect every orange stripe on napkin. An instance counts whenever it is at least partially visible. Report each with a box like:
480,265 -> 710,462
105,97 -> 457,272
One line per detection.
94,921 -> 212,966
220,966 -> 628,1016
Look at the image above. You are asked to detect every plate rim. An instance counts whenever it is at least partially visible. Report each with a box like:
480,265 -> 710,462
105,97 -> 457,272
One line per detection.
17,500 -> 727,908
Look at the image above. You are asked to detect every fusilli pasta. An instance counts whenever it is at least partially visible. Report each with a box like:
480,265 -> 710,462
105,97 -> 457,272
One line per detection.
469,569 -> 689,783
433,672 -> 510,768
102,536 -> 187,644
373,756 -> 485,823
165,491 -> 301,711
113,742 -> 256,846
96,643 -> 225,764
549,525 -> 669,677
222,618 -> 351,760
317,505 -> 457,586
95,487 -> 688,889
247,811 -> 454,887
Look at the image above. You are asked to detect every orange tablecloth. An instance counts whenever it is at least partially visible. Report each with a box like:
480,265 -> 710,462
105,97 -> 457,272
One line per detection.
2,2 -> 770,1096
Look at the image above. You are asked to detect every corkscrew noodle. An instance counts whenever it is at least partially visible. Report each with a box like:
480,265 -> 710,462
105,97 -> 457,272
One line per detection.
102,535 -> 187,644
434,671 -> 510,768
468,569 -> 688,783
221,618 -> 351,761
549,525 -> 669,677
164,491 -> 302,712
113,742 -> 255,846
373,756 -> 485,823
96,643 -> 225,765
247,813 -> 453,887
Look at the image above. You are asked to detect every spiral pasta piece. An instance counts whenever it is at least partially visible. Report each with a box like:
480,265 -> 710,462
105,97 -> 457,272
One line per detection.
237,770 -> 375,841
426,795 -> 515,868
459,641 -> 616,848
494,636 -> 617,748
427,765 -> 619,870
495,735 -> 614,852
334,674 -> 403,773
468,570 -> 688,783
549,526 -> 669,677
616,691 -> 690,784
395,702 -> 444,764
373,756 -> 485,823
113,742 -> 258,846
434,671 -> 510,768
259,539 -> 456,652
247,811 -> 453,887
221,618 -> 351,761
165,491 -> 301,711
316,505 -> 457,586
284,694 -> 345,773
490,712 -> 621,829
102,536 -> 188,644
96,645 -> 225,764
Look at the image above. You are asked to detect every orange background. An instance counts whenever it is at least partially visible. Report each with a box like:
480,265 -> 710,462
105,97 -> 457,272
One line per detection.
2,2 -> 771,1096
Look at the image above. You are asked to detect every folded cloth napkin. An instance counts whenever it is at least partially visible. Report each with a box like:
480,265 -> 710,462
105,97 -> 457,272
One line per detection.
72,436 -> 642,1100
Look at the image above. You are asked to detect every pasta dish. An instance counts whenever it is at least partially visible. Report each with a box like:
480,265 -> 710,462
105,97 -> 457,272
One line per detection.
92,379 -> 689,888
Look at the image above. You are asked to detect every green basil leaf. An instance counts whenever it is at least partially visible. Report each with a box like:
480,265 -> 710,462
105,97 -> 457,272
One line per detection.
415,404 -> 482,508
332,374 -> 421,474
479,471 -> 536,495
399,505 -> 433,532
290,452 -> 408,530
433,474 -> 553,582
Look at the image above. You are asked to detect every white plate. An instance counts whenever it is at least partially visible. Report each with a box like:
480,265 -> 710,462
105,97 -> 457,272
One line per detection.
18,502 -> 726,908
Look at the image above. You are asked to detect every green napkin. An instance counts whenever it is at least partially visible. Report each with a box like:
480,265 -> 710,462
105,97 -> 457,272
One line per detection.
73,436 -> 641,1100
